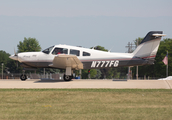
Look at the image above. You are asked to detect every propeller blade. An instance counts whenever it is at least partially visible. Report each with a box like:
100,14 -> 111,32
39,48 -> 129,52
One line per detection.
9,48 -> 18,61
16,61 -> 18,68
14,48 -> 17,56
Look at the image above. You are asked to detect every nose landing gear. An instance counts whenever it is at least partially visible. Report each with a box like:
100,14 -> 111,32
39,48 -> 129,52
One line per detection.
20,74 -> 27,81
20,70 -> 27,81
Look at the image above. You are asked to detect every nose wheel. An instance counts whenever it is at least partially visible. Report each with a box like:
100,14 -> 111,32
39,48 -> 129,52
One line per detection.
20,74 -> 27,81
20,70 -> 27,81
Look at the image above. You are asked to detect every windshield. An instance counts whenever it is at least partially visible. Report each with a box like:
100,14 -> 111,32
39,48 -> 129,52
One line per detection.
42,46 -> 54,54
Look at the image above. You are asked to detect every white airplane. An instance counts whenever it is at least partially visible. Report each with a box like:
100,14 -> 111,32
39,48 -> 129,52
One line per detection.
10,31 -> 166,81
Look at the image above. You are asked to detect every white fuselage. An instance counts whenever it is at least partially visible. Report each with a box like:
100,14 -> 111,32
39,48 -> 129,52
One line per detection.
10,44 -> 135,69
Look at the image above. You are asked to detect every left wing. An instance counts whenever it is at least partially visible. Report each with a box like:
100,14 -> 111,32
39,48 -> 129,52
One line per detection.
49,54 -> 83,70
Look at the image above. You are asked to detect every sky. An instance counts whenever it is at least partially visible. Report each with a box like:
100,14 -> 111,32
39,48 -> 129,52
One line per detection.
0,0 -> 172,55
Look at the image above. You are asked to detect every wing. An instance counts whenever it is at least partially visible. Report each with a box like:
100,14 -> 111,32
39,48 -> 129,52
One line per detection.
49,54 -> 83,70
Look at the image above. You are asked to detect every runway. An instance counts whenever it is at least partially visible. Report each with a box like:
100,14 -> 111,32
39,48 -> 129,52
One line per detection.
0,79 -> 172,89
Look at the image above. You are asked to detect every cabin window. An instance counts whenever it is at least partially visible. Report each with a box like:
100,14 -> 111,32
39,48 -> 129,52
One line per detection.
52,47 -> 68,55
42,46 -> 54,54
70,49 -> 80,56
83,52 -> 90,56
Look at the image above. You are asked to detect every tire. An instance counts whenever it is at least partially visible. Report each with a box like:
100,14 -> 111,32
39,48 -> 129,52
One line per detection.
63,75 -> 72,81
20,74 -> 27,81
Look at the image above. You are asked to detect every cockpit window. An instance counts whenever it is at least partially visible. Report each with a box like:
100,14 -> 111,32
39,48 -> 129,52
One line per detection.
42,46 -> 54,54
70,49 -> 80,56
83,52 -> 90,56
52,47 -> 68,55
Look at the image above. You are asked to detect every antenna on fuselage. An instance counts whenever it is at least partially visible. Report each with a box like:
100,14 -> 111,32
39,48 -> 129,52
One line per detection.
108,46 -> 114,52
92,45 -> 97,50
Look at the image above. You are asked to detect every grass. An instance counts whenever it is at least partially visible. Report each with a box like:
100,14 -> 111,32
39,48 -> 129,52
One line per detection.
0,89 -> 172,120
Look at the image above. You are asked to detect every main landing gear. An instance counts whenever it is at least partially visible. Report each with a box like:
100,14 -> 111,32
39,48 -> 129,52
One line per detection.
20,70 -> 27,81
63,67 -> 73,81
63,74 -> 73,81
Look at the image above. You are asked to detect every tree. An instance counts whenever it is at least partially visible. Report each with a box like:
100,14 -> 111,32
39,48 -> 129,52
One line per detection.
6,59 -> 23,73
0,51 -> 10,73
91,45 -> 108,52
17,37 -> 41,53
16,37 -> 43,73
133,37 -> 143,46
79,69 -> 100,79
154,38 -> 172,78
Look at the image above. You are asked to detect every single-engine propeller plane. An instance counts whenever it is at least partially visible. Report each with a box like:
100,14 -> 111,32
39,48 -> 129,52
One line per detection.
9,31 -> 166,81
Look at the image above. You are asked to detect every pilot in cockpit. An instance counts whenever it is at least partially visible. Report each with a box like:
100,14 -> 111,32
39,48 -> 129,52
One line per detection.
54,48 -> 62,54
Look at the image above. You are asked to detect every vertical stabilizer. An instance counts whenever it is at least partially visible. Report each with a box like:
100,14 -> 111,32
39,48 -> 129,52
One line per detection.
132,31 -> 165,60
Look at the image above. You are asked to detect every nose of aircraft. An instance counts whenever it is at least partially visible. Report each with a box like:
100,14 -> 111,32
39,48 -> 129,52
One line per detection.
9,54 -> 18,61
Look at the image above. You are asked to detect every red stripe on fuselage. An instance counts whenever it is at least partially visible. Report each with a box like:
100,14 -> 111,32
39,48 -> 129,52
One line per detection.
80,58 -> 140,62
142,55 -> 156,59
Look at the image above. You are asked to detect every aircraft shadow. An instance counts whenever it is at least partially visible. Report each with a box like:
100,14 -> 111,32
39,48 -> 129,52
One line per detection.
112,79 -> 128,81
34,79 -> 72,83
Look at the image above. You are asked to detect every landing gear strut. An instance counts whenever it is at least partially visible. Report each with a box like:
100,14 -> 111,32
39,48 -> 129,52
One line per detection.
63,66 -> 73,81
20,70 -> 27,81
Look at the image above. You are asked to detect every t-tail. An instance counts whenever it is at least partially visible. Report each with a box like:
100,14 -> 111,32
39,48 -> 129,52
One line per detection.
132,31 -> 166,64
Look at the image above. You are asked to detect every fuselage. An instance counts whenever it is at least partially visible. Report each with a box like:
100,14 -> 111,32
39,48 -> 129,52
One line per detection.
10,44 -> 150,69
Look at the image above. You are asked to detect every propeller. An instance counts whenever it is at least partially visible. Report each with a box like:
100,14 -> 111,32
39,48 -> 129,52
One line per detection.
16,60 -> 19,68
9,48 -> 19,68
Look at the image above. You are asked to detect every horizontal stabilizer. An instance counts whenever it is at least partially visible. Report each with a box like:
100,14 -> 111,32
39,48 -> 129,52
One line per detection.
152,34 -> 166,37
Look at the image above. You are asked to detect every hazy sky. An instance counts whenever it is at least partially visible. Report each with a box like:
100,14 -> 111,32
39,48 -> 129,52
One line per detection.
0,0 -> 172,54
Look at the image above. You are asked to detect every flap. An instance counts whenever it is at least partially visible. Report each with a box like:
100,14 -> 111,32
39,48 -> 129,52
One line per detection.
49,54 -> 83,70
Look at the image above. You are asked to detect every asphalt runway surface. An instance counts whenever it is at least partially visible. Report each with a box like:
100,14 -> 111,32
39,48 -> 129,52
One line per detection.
0,79 -> 172,89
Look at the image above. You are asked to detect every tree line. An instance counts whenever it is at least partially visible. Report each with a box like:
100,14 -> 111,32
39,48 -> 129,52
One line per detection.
0,37 -> 171,79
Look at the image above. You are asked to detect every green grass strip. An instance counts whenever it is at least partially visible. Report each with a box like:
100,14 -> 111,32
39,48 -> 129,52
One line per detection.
0,89 -> 172,120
